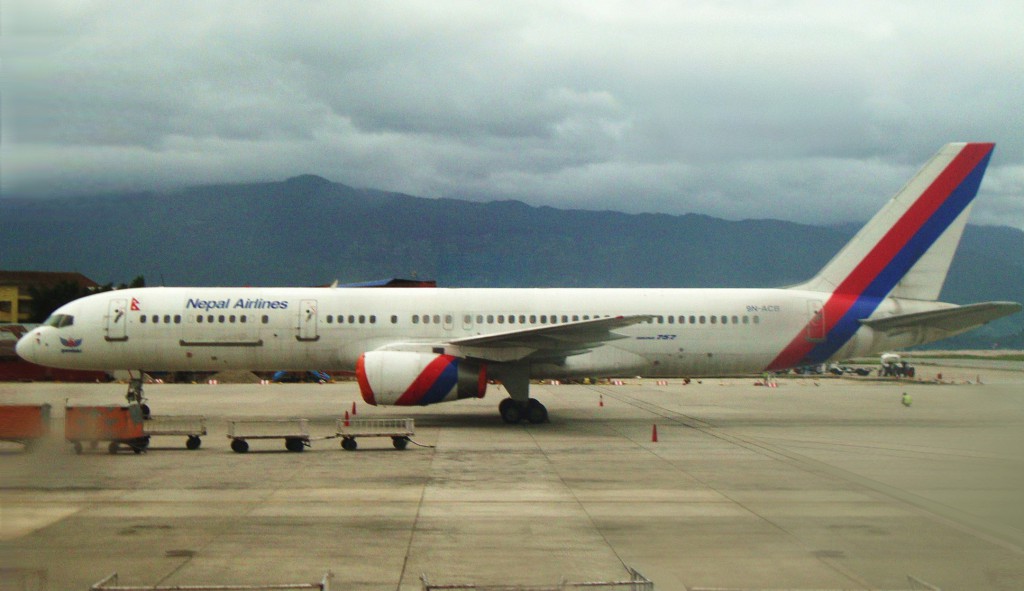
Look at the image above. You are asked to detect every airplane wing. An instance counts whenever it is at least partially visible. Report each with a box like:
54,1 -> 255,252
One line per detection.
377,315 -> 653,363
860,302 -> 1021,339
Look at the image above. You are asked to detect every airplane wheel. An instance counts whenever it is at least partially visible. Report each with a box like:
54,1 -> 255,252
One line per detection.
499,398 -> 522,424
231,439 -> 249,453
186,436 -> 202,450
341,437 -> 357,451
526,399 -> 548,424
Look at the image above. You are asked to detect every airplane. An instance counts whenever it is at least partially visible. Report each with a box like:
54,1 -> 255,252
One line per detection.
16,142 -> 1021,423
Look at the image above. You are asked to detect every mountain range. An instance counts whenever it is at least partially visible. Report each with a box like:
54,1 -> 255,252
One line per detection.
2,175 -> 1021,348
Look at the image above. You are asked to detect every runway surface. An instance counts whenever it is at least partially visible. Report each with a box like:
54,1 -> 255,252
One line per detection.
2,361 -> 1023,590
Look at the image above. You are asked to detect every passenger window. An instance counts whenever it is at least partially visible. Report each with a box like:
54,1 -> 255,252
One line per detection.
359,315 -> 366,324
497,315 -> 504,324
519,315 -> 526,324
432,315 -> 440,324
140,315 -> 147,324
753,315 -> 760,324
174,315 -> 181,324
391,315 -> 398,324
699,316 -> 706,324
476,315 -> 484,324
486,315 -> 494,324
196,315 -> 203,324
229,315 -> 236,323
218,315 -> 225,323
348,315 -> 355,324
742,316 -> 749,324
238,315 -> 245,324
261,315 -> 269,324
412,315 -> 420,324
508,315 -> 516,324
207,315 -> 214,323
370,315 -> 376,324
445,314 -> 453,324
732,315 -> 739,324
710,316 -> 717,324
464,315 -> 472,324
327,315 -> 333,324
540,315 -> 547,324
529,315 -> 537,324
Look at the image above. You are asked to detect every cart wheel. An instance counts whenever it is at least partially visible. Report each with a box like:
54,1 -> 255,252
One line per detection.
392,436 -> 409,450
139,436 -> 151,449
230,439 -> 249,453
285,438 -> 305,453
186,436 -> 202,450
132,446 -> 143,454
108,441 -> 119,454
73,441 -> 83,454
341,437 -> 357,451
141,404 -> 151,419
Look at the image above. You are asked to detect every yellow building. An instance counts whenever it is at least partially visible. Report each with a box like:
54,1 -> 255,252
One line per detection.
0,271 -> 99,323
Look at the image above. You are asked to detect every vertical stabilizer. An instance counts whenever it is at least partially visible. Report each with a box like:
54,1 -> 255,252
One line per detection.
797,143 -> 994,300
770,143 -> 995,371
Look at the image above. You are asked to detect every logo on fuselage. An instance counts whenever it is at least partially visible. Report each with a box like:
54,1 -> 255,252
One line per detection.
59,337 -> 83,352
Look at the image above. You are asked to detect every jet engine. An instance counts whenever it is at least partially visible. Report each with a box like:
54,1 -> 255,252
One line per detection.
356,351 -> 487,406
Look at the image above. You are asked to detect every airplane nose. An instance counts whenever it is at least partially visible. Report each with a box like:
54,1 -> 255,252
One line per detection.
15,332 -> 37,363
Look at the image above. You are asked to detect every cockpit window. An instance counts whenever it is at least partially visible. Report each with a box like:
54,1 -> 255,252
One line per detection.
43,314 -> 75,328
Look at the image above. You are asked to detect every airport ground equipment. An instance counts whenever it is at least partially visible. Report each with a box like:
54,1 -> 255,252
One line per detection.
142,415 -> 207,449
91,571 -> 331,591
0,404 -> 51,452
420,565 -> 652,590
336,417 -> 414,450
227,418 -> 310,453
65,404 -> 147,454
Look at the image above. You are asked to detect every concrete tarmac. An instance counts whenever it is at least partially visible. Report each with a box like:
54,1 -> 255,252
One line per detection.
1,361 -> 1023,590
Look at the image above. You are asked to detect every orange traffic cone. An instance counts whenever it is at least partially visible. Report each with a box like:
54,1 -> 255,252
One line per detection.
344,410 -> 350,427
599,395 -> 604,407
651,424 -> 658,443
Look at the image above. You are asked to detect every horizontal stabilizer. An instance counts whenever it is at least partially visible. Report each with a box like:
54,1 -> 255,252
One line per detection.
860,302 -> 1021,338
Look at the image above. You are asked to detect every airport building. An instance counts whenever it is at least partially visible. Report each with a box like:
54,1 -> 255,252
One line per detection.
0,270 -> 98,323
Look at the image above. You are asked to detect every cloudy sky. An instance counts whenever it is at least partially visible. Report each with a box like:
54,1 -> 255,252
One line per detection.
4,1 -> 1024,228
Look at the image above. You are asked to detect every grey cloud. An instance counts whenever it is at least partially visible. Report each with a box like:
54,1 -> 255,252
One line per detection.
3,1 -> 1023,230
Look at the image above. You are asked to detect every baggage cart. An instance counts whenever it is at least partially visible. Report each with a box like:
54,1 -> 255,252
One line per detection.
0,404 -> 51,452
227,418 -> 310,453
336,417 -> 414,450
65,405 -> 146,454
143,415 -> 207,449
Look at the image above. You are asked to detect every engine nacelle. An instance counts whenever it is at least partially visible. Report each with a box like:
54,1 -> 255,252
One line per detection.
356,351 -> 487,406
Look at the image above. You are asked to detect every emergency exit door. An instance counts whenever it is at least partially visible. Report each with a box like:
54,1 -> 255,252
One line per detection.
297,299 -> 319,342
805,300 -> 826,342
106,298 -> 128,342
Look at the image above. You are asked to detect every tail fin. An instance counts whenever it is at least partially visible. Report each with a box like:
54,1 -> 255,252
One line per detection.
796,142 -> 995,301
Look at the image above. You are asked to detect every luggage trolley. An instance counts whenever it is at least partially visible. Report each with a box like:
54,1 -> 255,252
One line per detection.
0,404 -> 51,452
336,417 -> 415,450
227,418 -> 310,453
65,405 -> 147,454
142,415 -> 207,450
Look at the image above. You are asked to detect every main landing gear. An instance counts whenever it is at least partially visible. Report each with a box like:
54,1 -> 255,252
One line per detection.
499,398 -> 549,424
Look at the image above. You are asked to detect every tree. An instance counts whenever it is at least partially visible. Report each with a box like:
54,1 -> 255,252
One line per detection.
26,275 -> 145,322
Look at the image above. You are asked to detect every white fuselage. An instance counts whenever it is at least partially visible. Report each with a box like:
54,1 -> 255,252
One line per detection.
16,286 -> 931,377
